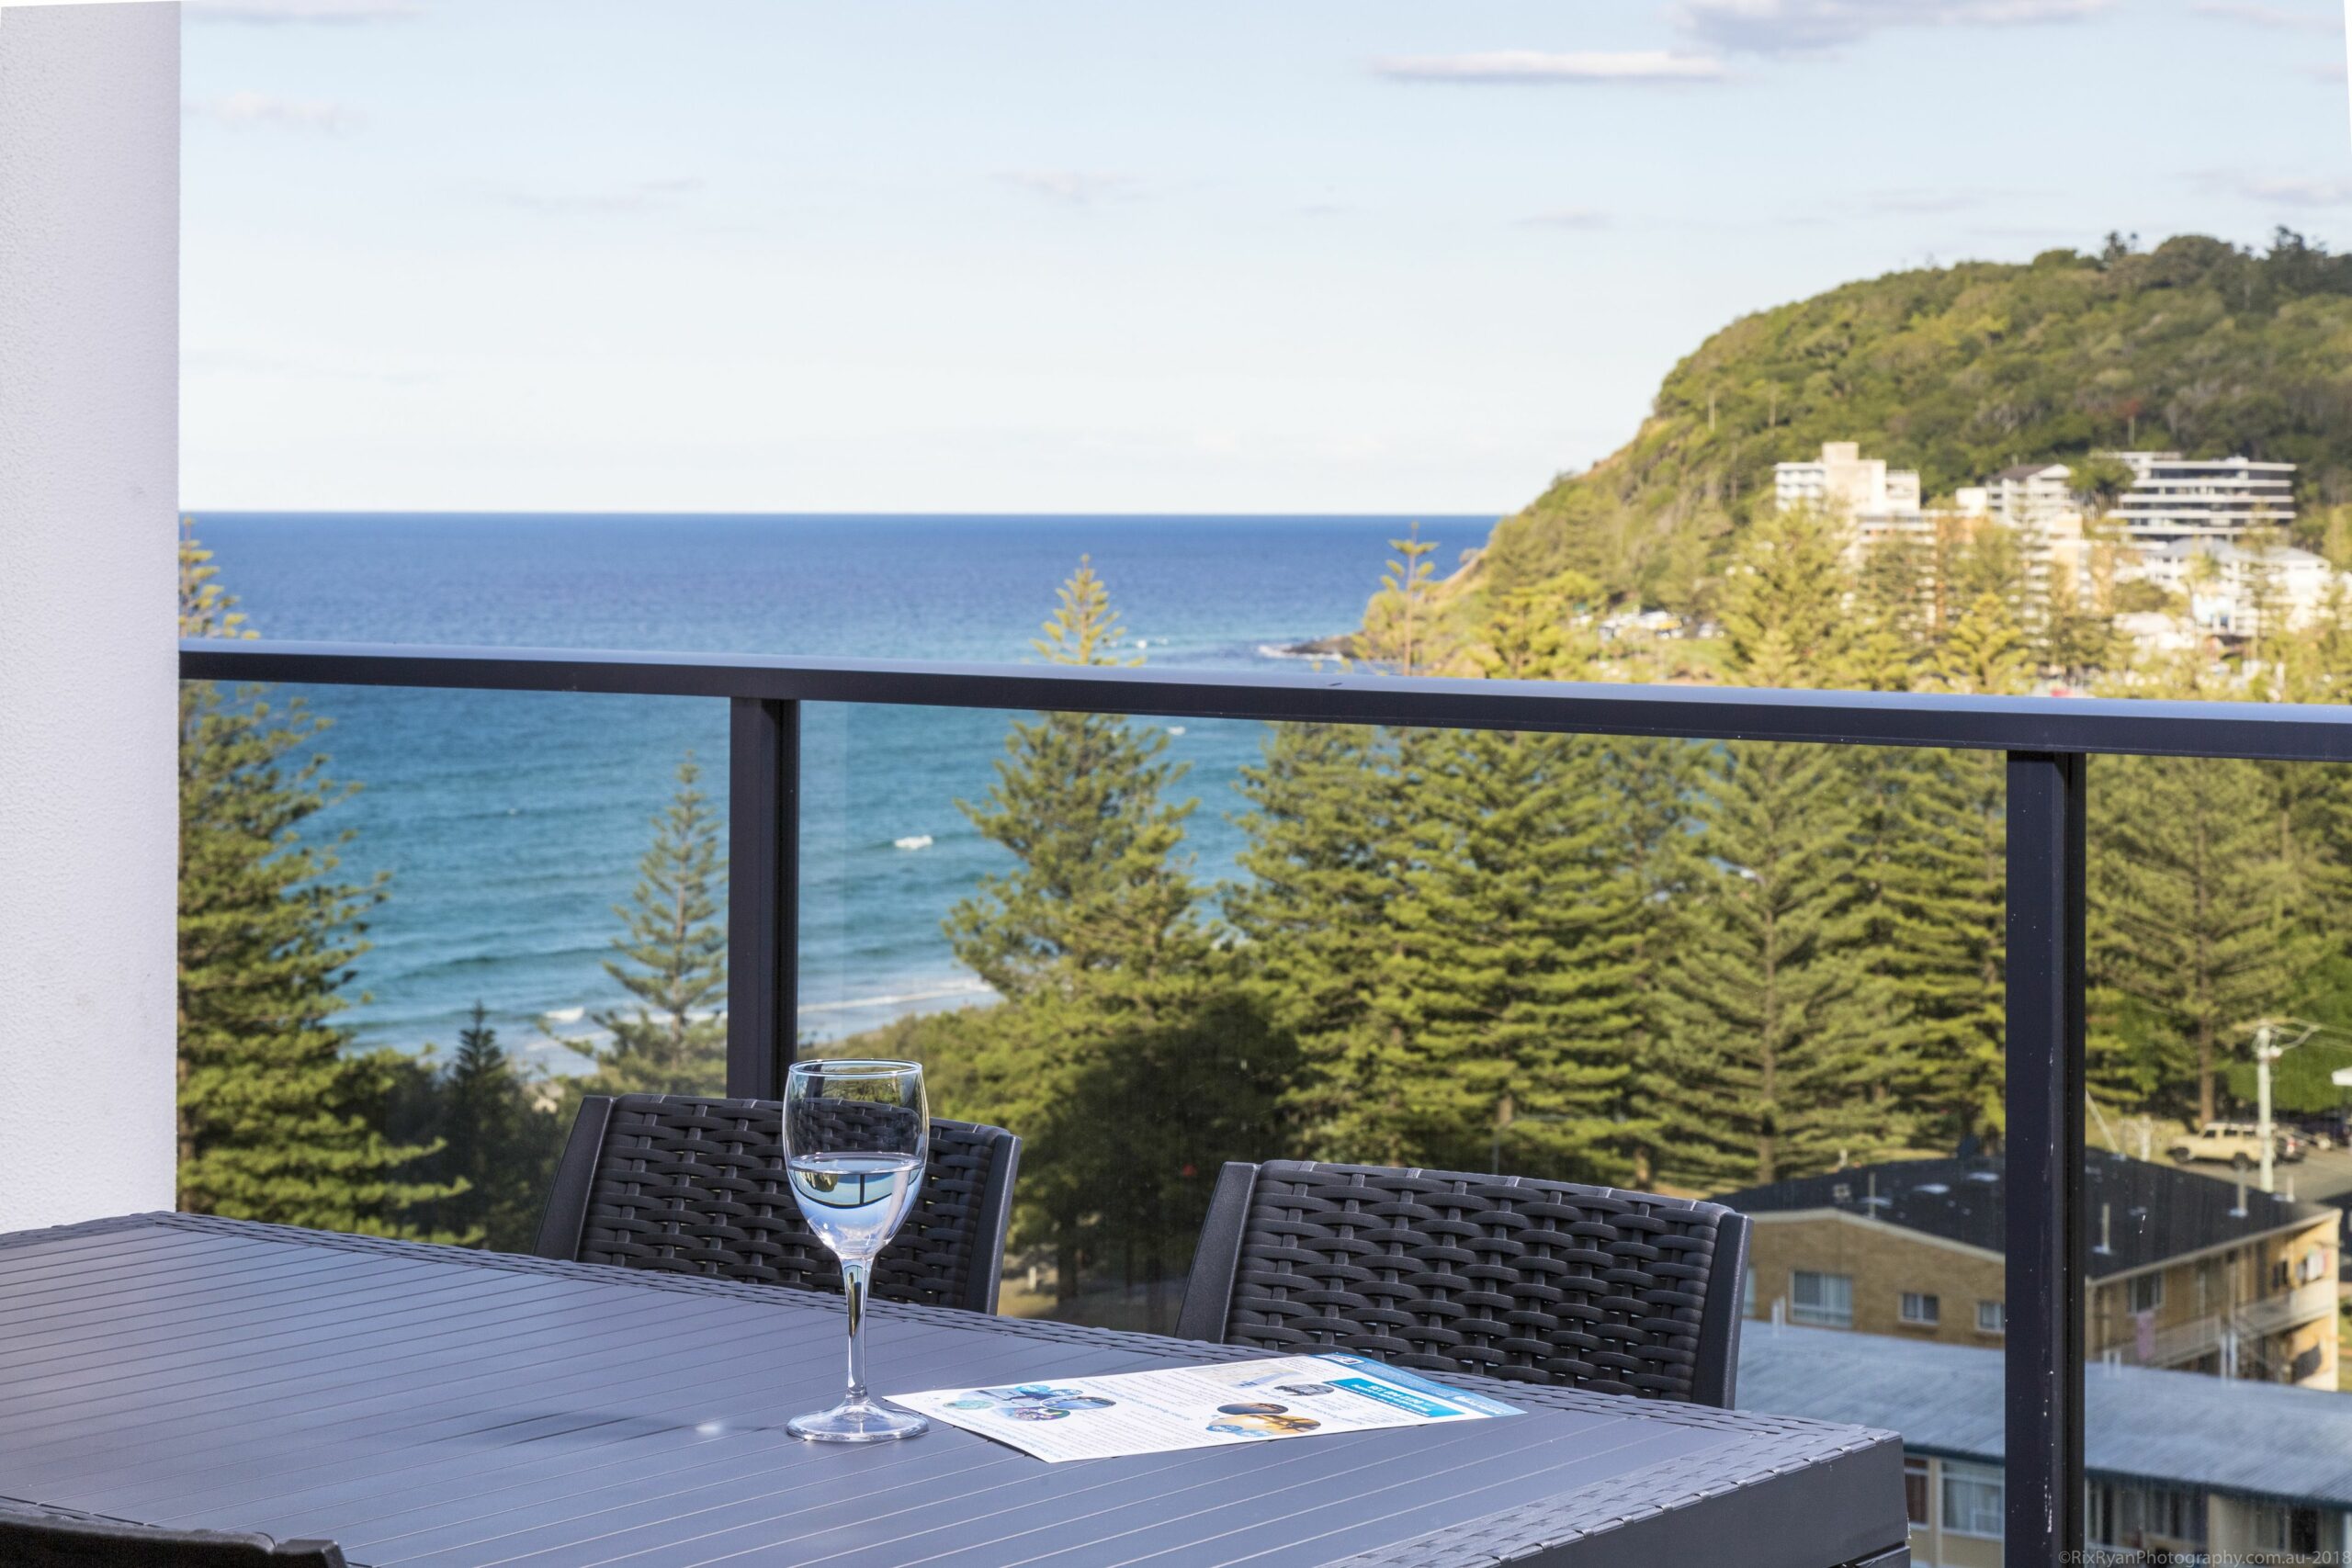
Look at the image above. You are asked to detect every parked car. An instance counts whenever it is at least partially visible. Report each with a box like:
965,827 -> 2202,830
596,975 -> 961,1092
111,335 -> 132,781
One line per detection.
2167,1122 -> 2302,1169
2282,1112 -> 2348,1151
2271,1123 -> 2320,1160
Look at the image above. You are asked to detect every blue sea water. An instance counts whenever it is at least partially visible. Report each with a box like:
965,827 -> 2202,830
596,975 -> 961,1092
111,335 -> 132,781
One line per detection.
194,513 -> 1492,1064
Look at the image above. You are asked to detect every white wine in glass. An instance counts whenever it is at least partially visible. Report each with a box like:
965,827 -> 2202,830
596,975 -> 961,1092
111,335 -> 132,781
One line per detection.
783,1059 -> 931,1443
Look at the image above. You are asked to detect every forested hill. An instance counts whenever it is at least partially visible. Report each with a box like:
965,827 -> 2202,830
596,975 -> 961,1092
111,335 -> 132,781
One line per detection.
1473,232 -> 2352,613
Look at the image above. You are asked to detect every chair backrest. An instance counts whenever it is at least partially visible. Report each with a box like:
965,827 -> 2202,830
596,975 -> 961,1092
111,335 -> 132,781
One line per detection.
0,1506 -> 345,1567
1175,1159 -> 1751,1408
535,1093 -> 1021,1314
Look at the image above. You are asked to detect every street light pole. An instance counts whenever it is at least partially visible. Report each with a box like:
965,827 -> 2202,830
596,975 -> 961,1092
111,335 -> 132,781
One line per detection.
2253,1019 -> 2331,1193
2256,1022 -> 2278,1194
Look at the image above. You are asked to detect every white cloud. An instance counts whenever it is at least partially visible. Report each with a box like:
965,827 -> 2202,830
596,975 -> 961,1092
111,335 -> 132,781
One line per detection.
1374,51 -> 1728,84
492,177 -> 705,215
1671,0 -> 2110,54
2230,174 -> 2352,206
2190,1 -> 2342,30
1520,208 -> 1611,229
187,0 -> 419,21
184,93 -> 364,133
1861,188 -> 1993,215
996,171 -> 1144,207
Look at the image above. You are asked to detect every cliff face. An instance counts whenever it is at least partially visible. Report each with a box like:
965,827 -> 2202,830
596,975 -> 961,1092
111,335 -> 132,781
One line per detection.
1465,234 -> 2352,615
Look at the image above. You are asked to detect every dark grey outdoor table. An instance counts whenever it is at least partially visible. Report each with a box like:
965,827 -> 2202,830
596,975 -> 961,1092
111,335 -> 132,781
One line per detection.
0,1213 -> 1907,1567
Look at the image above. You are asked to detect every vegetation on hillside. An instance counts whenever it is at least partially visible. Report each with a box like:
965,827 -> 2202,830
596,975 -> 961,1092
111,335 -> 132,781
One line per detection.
1475,231 -> 2352,615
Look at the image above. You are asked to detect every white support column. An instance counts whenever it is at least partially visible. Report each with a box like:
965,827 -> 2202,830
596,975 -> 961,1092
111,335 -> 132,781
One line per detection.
0,0 -> 180,1228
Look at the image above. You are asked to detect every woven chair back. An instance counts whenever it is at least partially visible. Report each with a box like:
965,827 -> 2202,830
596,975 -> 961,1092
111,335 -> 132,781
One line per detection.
1181,1159 -> 1749,1406
537,1094 -> 1019,1314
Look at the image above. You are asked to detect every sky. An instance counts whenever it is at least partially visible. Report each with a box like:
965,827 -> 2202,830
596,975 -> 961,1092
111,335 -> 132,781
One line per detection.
181,0 -> 2352,515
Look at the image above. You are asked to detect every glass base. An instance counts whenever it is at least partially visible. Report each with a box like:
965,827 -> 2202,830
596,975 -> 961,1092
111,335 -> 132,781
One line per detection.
788,1399 -> 929,1444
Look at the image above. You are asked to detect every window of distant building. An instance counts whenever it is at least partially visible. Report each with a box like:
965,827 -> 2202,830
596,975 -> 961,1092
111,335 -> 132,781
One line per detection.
1791,1270 -> 1853,1328
1904,1457 -> 1930,1527
1941,1461 -> 2004,1539
1976,1299 -> 2005,1334
2128,1273 -> 2164,1314
1899,1292 -> 1939,1326
2248,1503 -> 2323,1556
2089,1482 -> 2204,1550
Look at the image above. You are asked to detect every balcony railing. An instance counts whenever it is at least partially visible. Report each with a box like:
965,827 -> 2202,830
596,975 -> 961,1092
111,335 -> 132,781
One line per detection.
178,635 -> 2352,1568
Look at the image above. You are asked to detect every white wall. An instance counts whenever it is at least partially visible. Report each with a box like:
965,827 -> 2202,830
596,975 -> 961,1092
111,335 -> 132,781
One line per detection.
0,0 -> 180,1227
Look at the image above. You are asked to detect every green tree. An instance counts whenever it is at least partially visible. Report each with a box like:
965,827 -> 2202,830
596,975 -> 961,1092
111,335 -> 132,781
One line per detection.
1367,728 -> 1647,1179
406,1005 -> 565,1252
1879,749 -> 2009,1147
177,526 -> 455,1235
1849,536 -> 1926,693
1714,505 -> 1853,685
2073,455 -> 2136,517
940,559 -> 1279,1303
1227,721 -> 1403,1157
1362,524 -> 1444,675
2092,754 -> 2298,1125
555,756 -> 729,1097
947,560 -> 1200,997
1925,591 -> 2032,695
2039,563 -> 2115,685
1600,735 -> 1710,1187
1950,522 -> 2030,627
1657,743 -> 1899,1188
1466,571 -> 1602,681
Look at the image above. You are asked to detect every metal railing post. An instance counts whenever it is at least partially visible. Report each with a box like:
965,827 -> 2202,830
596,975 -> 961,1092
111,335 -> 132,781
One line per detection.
728,696 -> 799,1099
2005,750 -> 2087,1568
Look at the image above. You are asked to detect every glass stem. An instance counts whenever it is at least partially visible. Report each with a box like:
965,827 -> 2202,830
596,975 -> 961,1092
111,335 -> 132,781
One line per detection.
842,1258 -> 871,1409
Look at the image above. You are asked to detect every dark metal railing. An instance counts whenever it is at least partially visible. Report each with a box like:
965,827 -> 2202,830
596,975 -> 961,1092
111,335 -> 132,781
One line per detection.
180,636 -> 2352,1568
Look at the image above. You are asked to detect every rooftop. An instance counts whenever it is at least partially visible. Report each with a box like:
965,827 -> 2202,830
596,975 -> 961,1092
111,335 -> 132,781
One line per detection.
1715,1153 -> 2335,1280
1739,1323 -> 2352,1508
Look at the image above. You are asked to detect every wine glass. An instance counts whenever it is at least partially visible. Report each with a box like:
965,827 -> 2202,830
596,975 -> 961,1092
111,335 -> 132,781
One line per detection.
783,1059 -> 931,1443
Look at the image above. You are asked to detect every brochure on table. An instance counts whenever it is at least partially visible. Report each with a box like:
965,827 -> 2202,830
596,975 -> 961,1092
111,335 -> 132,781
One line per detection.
888,1352 -> 1520,1463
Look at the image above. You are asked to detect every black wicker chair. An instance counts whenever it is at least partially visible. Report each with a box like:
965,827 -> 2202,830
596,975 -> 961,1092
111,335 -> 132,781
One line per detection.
535,1093 -> 1021,1314
0,1503 -> 345,1566
1174,1159 -> 1751,1407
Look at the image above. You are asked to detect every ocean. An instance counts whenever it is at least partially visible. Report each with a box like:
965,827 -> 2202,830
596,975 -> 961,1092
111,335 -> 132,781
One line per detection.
194,513 -> 1492,1064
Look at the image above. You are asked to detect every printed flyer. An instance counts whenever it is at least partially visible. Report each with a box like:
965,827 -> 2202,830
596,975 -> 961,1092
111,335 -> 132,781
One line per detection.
887,1352 -> 1520,1462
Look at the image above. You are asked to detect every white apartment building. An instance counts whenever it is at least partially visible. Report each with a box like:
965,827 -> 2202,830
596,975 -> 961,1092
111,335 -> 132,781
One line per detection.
2105,451 -> 2297,544
2133,539 -> 2339,637
1779,442 -> 2340,639
1775,442 -> 1922,518
1983,463 -> 2074,532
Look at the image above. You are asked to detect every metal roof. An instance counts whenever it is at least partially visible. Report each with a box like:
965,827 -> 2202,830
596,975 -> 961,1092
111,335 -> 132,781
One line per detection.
1740,1324 -> 2352,1507
1715,1153 -> 2335,1280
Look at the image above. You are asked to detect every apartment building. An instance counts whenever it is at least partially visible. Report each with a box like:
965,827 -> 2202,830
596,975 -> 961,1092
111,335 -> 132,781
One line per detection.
1716,1154 -> 2339,1389
1774,441 -> 1922,517
1742,1325 -> 2352,1567
2135,537 -> 2341,637
2106,450 -> 2298,544
1984,462 -> 2075,532
1772,440 -> 2345,642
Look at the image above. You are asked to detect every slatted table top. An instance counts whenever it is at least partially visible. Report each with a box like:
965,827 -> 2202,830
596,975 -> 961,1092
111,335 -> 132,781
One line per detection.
0,1213 -> 1905,1568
